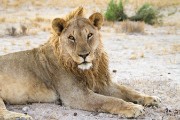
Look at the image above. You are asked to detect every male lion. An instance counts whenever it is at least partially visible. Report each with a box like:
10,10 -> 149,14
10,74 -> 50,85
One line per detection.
0,7 -> 161,120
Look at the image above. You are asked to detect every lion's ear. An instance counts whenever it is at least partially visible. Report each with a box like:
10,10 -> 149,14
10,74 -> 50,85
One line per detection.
89,12 -> 103,30
52,18 -> 66,36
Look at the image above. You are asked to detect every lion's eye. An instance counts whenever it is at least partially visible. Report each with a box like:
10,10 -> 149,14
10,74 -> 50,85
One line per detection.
87,33 -> 93,40
68,35 -> 75,42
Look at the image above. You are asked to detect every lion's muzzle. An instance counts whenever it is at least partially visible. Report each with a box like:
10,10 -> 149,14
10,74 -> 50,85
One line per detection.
77,52 -> 93,70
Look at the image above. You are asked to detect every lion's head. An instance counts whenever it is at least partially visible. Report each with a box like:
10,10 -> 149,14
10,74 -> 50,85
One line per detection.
51,7 -> 103,70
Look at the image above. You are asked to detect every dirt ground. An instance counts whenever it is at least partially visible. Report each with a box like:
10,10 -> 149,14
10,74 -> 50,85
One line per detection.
0,2 -> 180,120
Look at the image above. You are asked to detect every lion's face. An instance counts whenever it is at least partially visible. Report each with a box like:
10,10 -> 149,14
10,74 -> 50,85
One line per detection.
52,13 -> 103,70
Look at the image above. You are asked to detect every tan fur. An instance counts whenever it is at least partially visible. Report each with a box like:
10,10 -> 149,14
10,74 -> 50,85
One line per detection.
0,7 -> 161,120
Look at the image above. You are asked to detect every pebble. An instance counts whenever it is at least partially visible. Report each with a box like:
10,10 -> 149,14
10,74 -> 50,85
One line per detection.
98,113 -> 104,117
22,106 -> 30,113
73,112 -> 77,116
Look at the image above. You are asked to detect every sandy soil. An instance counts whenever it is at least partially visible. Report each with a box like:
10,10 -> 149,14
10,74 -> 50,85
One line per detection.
0,3 -> 180,120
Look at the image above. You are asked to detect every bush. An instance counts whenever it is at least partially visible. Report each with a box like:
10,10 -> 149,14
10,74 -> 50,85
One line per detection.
130,4 -> 160,25
105,2 -> 161,25
105,0 -> 127,21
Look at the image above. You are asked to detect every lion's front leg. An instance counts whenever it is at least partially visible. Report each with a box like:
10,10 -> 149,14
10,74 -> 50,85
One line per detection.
101,82 -> 161,107
60,88 -> 144,118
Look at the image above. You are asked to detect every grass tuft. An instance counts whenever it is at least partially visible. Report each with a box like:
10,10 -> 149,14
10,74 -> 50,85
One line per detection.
0,17 -> 6,23
128,0 -> 180,8
21,25 -> 28,35
6,27 -> 17,36
25,41 -> 31,46
121,20 -> 144,33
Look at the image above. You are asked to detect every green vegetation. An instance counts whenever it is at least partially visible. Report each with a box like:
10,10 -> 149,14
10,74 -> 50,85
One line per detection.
130,4 -> 160,25
105,1 -> 161,25
104,0 -> 127,21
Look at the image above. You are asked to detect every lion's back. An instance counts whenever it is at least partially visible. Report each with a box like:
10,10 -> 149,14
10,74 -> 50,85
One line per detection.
0,49 -> 36,73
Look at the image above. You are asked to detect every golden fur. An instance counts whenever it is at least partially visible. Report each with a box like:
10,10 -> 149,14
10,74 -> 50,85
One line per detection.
0,7 -> 161,120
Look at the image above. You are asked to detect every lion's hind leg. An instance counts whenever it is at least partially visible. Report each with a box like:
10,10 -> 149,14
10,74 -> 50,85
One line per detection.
0,97 -> 33,120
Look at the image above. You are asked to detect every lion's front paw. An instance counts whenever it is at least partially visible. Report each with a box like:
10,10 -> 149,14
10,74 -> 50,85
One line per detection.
2,111 -> 33,120
144,96 -> 161,107
121,103 -> 144,118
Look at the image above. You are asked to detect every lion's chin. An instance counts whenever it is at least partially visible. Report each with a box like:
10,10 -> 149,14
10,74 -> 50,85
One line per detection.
78,62 -> 92,70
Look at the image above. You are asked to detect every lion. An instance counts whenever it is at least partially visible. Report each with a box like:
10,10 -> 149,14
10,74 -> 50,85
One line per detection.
0,7 -> 161,120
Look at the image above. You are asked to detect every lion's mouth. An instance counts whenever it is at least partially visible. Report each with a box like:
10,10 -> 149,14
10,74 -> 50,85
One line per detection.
81,61 -> 88,64
78,61 -> 92,70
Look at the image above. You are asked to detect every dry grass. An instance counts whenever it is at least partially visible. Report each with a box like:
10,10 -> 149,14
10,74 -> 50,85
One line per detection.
28,30 -> 38,35
31,1 -> 43,7
1,0 -> 109,8
11,41 -> 16,46
31,22 -> 41,28
6,25 -> 28,36
1,0 -> 179,9
3,47 -> 8,53
172,44 -> 180,53
128,0 -> 180,8
34,17 -> 45,22
20,25 -> 28,35
120,20 -> 144,33
39,0 -> 109,8
168,57 -> 177,64
140,52 -> 144,58
3,18 -> 17,23
25,41 -> 31,46
34,17 -> 50,23
0,17 -> 6,23
129,53 -> 138,60
103,21 -> 115,27
129,52 -> 144,60
164,22 -> 180,28
157,44 -> 180,56
42,26 -> 51,32
166,27 -> 178,34
6,27 -> 17,36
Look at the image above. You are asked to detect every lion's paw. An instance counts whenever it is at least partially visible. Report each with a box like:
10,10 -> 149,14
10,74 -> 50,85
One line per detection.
144,96 -> 161,107
2,111 -> 33,120
121,104 -> 144,118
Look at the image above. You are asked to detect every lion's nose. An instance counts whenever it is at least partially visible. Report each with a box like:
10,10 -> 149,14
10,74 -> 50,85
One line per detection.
78,52 -> 90,60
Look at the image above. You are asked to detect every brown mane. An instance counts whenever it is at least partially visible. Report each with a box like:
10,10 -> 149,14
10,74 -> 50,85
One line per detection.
64,6 -> 84,22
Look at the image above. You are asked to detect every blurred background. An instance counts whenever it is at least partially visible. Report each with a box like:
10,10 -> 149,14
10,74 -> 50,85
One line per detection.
0,0 -> 180,119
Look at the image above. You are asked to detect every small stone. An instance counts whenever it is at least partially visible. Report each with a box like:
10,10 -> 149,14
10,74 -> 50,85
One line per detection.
112,70 -> 117,73
92,112 -> 99,116
73,112 -> 77,116
165,108 -> 169,113
22,106 -> 30,113
98,113 -> 104,117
